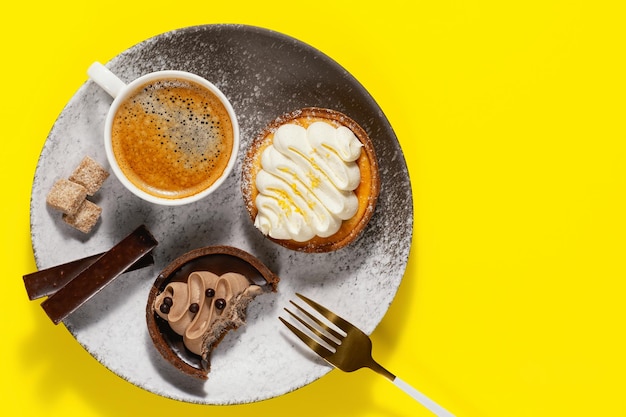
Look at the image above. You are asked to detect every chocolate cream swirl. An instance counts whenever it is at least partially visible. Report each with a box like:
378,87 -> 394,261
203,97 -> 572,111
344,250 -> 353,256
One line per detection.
154,271 -> 261,356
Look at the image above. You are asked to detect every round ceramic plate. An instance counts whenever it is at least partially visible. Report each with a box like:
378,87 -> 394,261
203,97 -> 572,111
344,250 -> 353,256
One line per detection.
30,24 -> 413,404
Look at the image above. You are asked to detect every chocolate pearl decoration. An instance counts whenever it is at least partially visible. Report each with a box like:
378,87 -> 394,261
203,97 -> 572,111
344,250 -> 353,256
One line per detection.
205,288 -> 215,298
189,303 -> 200,313
163,297 -> 173,306
159,303 -> 171,314
215,298 -> 226,310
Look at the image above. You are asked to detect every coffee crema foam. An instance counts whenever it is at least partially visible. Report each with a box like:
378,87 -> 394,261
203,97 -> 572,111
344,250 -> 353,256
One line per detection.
111,78 -> 234,199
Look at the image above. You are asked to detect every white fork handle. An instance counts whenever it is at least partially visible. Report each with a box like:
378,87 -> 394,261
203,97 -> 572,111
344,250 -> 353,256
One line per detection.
392,377 -> 455,416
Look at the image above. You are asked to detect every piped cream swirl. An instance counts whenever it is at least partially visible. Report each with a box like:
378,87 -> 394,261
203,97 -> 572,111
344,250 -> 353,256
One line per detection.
254,121 -> 362,242
154,271 -> 261,355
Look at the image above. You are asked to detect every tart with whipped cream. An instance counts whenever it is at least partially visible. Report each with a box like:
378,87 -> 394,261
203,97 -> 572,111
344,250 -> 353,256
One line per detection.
146,246 -> 279,379
242,107 -> 380,252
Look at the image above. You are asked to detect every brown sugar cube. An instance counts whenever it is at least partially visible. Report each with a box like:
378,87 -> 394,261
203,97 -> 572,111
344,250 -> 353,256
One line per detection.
46,179 -> 88,215
62,200 -> 102,234
68,156 -> 110,195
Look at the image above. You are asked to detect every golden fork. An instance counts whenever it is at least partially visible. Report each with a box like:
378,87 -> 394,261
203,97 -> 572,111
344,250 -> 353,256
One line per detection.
279,293 -> 455,417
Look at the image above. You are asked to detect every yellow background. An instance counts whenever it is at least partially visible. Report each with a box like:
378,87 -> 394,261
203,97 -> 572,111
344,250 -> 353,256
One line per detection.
2,1 -> 626,416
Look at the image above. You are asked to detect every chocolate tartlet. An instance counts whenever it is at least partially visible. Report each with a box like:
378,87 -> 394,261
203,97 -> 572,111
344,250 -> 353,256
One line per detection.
242,107 -> 380,252
146,246 -> 279,379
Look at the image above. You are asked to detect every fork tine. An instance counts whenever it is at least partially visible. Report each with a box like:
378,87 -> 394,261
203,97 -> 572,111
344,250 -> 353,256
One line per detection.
296,292 -> 354,332
284,307 -> 339,349
279,316 -> 333,358
288,300 -> 344,341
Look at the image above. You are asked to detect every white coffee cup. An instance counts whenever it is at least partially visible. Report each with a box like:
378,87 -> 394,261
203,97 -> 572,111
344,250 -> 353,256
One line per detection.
88,61 -> 239,206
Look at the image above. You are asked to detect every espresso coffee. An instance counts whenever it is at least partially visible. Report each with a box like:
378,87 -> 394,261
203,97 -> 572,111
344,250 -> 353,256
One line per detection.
111,77 -> 234,200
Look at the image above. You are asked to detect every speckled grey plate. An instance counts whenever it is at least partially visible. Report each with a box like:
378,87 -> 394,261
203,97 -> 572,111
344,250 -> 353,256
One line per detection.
30,24 -> 413,404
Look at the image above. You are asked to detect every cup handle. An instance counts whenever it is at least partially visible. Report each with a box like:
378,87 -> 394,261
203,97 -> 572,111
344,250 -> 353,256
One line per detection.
87,61 -> 127,98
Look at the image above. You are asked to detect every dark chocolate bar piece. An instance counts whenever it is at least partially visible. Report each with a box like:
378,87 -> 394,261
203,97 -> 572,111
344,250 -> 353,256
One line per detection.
23,252 -> 154,300
41,225 -> 158,324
